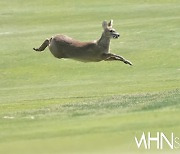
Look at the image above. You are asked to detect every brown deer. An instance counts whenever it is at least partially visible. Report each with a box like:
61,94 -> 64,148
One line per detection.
33,20 -> 132,65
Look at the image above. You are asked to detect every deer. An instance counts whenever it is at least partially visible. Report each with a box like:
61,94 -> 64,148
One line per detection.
33,20 -> 132,65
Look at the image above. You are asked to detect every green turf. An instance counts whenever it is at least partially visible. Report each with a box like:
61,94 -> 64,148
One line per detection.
0,0 -> 180,154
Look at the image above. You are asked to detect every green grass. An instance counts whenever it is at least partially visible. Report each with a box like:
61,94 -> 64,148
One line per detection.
0,0 -> 180,153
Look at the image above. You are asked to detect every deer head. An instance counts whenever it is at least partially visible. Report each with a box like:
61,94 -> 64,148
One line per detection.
102,20 -> 120,39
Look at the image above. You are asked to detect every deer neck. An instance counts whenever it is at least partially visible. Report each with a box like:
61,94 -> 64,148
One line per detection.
97,33 -> 111,51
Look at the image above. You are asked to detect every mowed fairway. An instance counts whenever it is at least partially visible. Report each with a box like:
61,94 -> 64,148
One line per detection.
0,0 -> 180,154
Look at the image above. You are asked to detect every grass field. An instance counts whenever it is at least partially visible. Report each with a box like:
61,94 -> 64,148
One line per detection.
0,0 -> 180,153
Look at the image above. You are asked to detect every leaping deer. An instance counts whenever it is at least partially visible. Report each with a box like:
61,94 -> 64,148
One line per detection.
33,20 -> 132,65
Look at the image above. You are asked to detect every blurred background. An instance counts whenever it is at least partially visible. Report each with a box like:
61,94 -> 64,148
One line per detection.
0,0 -> 180,154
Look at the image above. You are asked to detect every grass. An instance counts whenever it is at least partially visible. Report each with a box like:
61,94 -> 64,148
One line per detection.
0,0 -> 180,153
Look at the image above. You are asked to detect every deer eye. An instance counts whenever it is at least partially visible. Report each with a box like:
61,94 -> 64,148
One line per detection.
110,30 -> 115,33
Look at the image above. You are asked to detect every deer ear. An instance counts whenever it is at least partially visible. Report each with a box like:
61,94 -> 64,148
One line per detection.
102,20 -> 108,29
108,20 -> 113,27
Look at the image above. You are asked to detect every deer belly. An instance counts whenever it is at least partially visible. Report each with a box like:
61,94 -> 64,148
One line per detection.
65,49 -> 102,62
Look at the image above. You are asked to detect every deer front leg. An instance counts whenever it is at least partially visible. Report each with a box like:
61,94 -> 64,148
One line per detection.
102,53 -> 133,66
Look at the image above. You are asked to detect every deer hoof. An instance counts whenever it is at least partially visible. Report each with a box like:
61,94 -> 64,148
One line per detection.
33,48 -> 39,51
124,60 -> 133,66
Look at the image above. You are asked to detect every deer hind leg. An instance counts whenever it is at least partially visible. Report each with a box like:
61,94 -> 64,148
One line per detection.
102,53 -> 133,66
33,39 -> 50,52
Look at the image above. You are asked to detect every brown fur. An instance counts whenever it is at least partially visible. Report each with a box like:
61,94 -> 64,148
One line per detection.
33,20 -> 132,65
